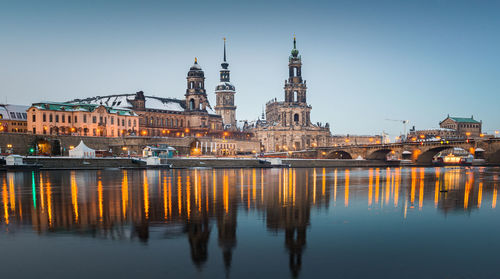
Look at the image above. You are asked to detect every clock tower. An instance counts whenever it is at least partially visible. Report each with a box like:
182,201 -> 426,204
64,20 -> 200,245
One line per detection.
215,38 -> 237,130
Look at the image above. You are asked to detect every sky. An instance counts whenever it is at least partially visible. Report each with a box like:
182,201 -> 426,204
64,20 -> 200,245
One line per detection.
1,0 -> 499,138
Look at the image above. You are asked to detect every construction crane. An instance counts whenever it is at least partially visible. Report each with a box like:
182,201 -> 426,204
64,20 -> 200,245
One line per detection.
385,119 -> 409,141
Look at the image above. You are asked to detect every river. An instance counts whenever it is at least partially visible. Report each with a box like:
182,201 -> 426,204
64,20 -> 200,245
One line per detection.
0,167 -> 499,278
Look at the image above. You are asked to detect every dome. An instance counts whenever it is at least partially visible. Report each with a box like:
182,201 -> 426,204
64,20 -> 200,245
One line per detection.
190,63 -> 202,71
291,48 -> 299,57
188,58 -> 204,77
215,82 -> 235,91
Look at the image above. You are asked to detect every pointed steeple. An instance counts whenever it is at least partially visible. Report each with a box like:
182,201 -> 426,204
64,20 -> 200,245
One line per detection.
291,34 -> 299,58
223,37 -> 227,62
221,37 -> 229,70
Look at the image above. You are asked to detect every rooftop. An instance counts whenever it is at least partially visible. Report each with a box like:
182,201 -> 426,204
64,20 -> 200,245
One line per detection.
447,116 -> 480,124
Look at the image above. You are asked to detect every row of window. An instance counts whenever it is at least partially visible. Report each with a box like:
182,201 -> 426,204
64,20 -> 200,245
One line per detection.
35,127 -> 134,137
36,113 -> 136,127
145,116 -> 184,128
443,123 -> 480,129
9,122 -> 27,126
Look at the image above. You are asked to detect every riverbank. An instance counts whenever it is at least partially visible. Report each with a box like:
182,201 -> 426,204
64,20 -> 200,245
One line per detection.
12,156 -> 404,170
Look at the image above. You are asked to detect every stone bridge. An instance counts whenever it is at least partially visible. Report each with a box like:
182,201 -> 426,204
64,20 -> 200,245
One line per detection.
307,139 -> 500,165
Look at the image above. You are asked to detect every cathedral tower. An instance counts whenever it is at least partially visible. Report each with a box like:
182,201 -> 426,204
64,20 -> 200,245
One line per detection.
281,35 -> 311,127
284,35 -> 307,104
214,38 -> 237,130
185,58 -> 209,111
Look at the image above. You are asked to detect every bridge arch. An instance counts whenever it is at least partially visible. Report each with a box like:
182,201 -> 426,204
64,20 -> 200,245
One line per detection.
416,146 -> 454,164
327,151 -> 352,159
366,149 -> 393,160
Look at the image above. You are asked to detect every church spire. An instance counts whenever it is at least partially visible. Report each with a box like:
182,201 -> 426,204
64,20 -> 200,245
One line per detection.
223,37 -> 227,62
291,34 -> 299,58
221,37 -> 229,70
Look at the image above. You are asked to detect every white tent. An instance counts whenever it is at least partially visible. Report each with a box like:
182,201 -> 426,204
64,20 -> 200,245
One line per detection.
69,140 -> 96,158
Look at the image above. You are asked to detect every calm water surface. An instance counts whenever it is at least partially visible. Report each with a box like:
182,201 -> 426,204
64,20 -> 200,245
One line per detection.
0,167 -> 499,278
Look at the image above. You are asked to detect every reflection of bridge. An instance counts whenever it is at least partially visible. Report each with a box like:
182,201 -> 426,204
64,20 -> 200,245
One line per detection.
312,139 -> 500,164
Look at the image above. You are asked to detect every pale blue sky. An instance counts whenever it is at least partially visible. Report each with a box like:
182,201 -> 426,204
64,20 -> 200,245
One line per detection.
1,0 -> 499,137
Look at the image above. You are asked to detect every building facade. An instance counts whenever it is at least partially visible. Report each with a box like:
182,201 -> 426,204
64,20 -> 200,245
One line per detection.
439,115 -> 482,137
27,102 -> 139,137
214,38 -> 237,130
248,37 -> 331,152
0,104 -> 29,133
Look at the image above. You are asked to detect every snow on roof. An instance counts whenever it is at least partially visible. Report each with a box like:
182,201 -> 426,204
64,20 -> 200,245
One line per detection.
0,104 -> 29,120
206,106 -> 216,114
144,97 -> 184,111
70,94 -> 187,112
73,94 -> 134,109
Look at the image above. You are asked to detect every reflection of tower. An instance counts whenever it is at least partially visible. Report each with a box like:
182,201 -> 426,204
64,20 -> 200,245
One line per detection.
265,169 -> 311,278
286,226 -> 306,277
215,38 -> 237,130
215,169 -> 238,275
186,215 -> 211,268
217,209 -> 237,274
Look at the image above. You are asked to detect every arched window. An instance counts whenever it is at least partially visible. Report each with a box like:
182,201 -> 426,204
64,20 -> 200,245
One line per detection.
189,99 -> 195,110
190,81 -> 194,89
294,113 -> 299,122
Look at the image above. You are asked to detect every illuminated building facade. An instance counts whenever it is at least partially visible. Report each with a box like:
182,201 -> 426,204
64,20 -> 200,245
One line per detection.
27,102 -> 139,137
440,115 -> 482,138
0,104 -> 29,133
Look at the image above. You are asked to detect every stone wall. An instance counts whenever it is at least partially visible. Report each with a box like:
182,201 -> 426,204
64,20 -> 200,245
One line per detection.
0,133 -> 193,156
0,133 -> 260,157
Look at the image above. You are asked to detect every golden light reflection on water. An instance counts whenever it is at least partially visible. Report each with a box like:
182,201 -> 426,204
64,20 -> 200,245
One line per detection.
0,167 -> 497,233
122,171 -> 129,218
345,169 -> 350,208
8,173 -> 15,212
375,168 -> 380,204
2,178 -> 8,225
71,171 -> 78,222
98,179 -> 103,221
368,169 -> 373,207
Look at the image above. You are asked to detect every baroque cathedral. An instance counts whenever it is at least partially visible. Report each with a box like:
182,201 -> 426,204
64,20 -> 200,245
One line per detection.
247,36 -> 331,152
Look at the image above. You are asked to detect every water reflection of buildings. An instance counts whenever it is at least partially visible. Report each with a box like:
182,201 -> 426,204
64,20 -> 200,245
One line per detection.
0,167 -> 498,276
